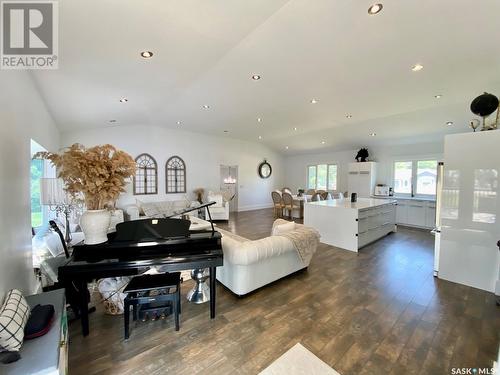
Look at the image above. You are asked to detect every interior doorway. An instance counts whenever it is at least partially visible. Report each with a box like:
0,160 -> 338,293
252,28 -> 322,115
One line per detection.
220,165 -> 238,212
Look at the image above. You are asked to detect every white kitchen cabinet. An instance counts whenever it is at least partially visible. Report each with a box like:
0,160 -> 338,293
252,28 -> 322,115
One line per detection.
394,198 -> 436,229
347,162 -> 377,198
425,204 -> 436,228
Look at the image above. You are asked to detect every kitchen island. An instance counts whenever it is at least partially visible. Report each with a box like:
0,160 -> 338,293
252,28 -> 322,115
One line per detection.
304,198 -> 397,252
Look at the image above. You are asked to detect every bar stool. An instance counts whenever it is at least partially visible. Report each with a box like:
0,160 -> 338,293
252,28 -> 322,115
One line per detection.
123,272 -> 181,339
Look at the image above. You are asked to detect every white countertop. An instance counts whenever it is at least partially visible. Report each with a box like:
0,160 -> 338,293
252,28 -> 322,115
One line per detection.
372,195 -> 436,202
307,197 -> 396,210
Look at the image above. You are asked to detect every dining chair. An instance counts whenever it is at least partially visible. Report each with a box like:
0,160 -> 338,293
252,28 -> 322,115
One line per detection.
271,191 -> 284,218
338,192 -> 345,199
282,192 -> 297,219
316,190 -> 326,195
282,187 -> 292,195
311,193 -> 322,202
320,191 -> 332,200
306,189 -> 316,195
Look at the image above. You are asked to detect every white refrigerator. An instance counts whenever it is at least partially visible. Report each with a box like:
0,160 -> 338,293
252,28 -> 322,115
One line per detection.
437,131 -> 500,294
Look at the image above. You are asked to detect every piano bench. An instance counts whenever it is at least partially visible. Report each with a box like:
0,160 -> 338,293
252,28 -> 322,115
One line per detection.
123,272 -> 181,339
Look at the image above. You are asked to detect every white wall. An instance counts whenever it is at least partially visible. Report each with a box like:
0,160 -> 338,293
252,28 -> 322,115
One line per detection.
0,71 -> 60,297
284,142 -> 444,192
61,126 -> 285,211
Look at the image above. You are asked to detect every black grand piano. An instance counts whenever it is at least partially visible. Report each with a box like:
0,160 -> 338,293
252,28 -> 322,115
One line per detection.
58,205 -> 223,337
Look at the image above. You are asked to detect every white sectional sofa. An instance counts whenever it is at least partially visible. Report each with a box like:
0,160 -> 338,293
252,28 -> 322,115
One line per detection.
216,221 -> 320,296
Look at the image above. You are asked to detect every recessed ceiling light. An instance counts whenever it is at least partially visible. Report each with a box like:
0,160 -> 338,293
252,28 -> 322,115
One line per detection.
411,64 -> 424,72
140,51 -> 153,58
119,98 -> 128,103
224,130 -> 229,133
321,140 -> 326,144
285,146 -> 289,150
108,119 -> 117,123
310,99 -> 318,104
203,105 -> 210,109
258,135 -> 262,140
434,94 -> 442,99
293,127 -> 298,131
257,117 -> 262,123
252,74 -> 261,80
369,133 -> 377,137
177,121 -> 181,125
368,3 -> 383,15
446,121 -> 453,126
346,114 -> 353,119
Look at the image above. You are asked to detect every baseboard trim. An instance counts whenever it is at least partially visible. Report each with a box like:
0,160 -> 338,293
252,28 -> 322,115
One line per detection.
238,203 -> 273,212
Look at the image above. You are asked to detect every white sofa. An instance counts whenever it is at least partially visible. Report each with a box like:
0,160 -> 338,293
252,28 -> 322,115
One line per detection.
216,221 -> 319,296
205,191 -> 230,221
123,198 -> 198,220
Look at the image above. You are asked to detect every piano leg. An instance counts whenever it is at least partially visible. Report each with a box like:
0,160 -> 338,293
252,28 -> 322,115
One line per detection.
78,279 -> 90,336
209,266 -> 216,319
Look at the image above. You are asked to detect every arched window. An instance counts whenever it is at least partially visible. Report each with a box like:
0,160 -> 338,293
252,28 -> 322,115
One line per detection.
166,156 -> 186,194
134,153 -> 158,195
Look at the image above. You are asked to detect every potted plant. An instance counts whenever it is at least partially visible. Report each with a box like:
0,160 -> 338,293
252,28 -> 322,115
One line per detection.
35,143 -> 136,244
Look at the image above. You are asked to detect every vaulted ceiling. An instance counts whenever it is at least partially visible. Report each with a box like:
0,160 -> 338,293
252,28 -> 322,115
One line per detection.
31,0 -> 500,154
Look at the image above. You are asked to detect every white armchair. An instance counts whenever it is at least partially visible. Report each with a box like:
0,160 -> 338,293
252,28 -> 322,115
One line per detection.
206,191 -> 230,221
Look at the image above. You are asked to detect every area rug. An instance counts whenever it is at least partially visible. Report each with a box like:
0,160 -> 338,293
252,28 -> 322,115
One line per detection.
259,343 -> 341,375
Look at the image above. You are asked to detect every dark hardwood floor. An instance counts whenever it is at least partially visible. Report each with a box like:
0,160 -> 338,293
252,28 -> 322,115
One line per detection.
68,209 -> 500,375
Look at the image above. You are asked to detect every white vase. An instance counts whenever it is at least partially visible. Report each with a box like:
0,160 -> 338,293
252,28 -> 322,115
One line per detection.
80,209 -> 112,245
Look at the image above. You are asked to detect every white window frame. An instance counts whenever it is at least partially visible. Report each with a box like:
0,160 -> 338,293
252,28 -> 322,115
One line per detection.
307,163 -> 338,191
393,158 -> 438,198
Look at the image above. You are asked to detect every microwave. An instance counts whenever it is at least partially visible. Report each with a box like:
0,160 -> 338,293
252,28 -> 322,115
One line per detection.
374,185 -> 390,196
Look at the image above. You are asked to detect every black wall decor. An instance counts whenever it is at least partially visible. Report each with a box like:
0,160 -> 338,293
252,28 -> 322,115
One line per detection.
258,160 -> 272,179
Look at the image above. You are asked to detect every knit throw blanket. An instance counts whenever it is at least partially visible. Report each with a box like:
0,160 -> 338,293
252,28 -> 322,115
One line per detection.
272,219 -> 320,265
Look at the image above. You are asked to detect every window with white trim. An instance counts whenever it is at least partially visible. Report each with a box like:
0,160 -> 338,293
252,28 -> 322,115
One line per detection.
307,164 -> 337,190
393,160 -> 438,197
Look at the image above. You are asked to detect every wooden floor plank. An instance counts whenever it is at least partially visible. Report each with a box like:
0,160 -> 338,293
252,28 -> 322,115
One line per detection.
67,209 -> 500,375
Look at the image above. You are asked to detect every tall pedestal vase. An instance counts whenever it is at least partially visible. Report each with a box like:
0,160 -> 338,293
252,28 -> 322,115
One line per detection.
80,209 -> 111,245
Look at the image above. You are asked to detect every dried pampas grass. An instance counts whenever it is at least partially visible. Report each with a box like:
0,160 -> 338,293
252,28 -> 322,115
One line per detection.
35,143 -> 136,210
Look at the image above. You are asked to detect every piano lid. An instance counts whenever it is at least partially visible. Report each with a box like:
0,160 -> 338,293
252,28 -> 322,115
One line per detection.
112,218 -> 191,242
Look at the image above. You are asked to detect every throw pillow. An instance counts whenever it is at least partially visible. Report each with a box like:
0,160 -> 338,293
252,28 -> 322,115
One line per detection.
272,221 -> 296,236
0,289 -> 30,352
141,202 -> 161,218
208,192 -> 223,208
135,199 -> 146,216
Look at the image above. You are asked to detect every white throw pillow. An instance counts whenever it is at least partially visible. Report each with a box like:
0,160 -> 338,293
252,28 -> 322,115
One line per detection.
141,202 -> 161,218
208,193 -> 223,208
272,221 -> 296,236
0,289 -> 30,352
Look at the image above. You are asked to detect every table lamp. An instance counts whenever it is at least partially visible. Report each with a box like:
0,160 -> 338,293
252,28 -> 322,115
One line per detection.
40,178 -> 76,244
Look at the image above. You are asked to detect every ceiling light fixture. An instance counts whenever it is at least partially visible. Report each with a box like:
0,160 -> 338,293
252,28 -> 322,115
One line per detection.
119,98 -> 128,103
369,133 -> 377,137
411,64 -> 424,72
446,121 -> 453,126
310,99 -> 318,104
257,117 -> 262,123
321,140 -> 326,144
252,74 -> 261,80
203,105 -> 210,109
434,94 -> 442,99
258,135 -> 262,140
109,119 -> 117,124
177,121 -> 181,125
140,51 -> 153,58
346,114 -> 353,119
293,127 -> 298,131
368,3 -> 383,15
285,146 -> 289,150
224,130 -> 229,133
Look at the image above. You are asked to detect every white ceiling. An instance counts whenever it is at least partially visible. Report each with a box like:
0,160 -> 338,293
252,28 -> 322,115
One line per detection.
32,0 -> 500,154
